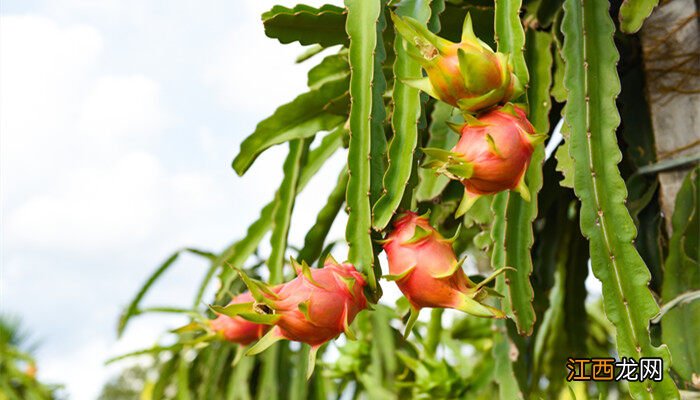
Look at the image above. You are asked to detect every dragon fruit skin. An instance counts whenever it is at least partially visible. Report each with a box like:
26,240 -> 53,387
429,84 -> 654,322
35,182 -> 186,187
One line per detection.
209,291 -> 273,345
383,212 -> 505,322
391,12 -> 522,113
456,105 -> 538,195
271,259 -> 368,346
242,258 -> 369,378
423,105 -> 543,216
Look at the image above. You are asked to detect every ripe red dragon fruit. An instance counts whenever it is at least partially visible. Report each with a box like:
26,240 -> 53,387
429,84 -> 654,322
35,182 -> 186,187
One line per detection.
423,104 -> 544,215
383,212 -> 508,335
391,12 -> 522,112
209,291 -> 272,345
238,257 -> 368,377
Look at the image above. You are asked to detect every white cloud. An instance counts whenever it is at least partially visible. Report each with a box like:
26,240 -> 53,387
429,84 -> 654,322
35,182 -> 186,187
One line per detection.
5,152 -> 162,253
202,1 -> 342,116
1,2 -> 348,400
0,16 -> 103,197
78,75 -> 167,141
202,21 -> 309,115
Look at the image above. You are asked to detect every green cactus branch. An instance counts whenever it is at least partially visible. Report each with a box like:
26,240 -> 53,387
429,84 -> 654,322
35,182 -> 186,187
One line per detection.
217,128 -> 343,298
344,0 -> 381,289
561,0 -> 679,397
661,167 -> 699,386
492,323 -> 525,399
262,4 -> 348,47
268,139 -> 308,284
618,0 -> 659,34
369,1 -> 388,206
298,169 -> 349,265
492,0 -> 538,336
231,77 -> 347,176
416,102 -> 457,202
256,138 -> 309,400
372,0 -> 432,231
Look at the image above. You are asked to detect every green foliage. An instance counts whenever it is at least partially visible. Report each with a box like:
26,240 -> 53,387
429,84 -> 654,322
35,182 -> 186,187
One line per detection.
416,102 -> 458,201
109,0 -> 697,398
561,0 -> 678,396
297,170 -> 348,265
262,4 -> 348,47
0,316 -> 58,400
618,0 -> 659,34
492,0 -> 538,336
231,77 -> 347,176
371,0 -> 431,230
661,167 -> 699,387
268,139 -> 308,283
344,0 -> 381,288
98,365 -> 147,400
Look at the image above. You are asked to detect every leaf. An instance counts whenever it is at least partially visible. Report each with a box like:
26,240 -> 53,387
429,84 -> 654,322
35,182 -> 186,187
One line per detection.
296,44 -> 325,63
428,0 -> 446,33
232,77 -> 347,176
618,0 -> 659,34
372,0 -> 432,230
494,0 -> 529,87
369,1 -> 388,206
218,129 -> 343,297
290,345 -> 311,400
268,139 -> 308,283
262,4 -> 348,47
307,52 -> 349,90
152,354 -> 180,400
536,0 -> 563,28
118,248 -> 215,337
555,135 -> 575,188
344,0 -> 382,288
661,167 -> 699,386
492,321 -> 524,399
226,355 -> 254,400
561,0 -> 679,396
532,202 -> 589,396
177,353 -> 192,400
298,169 -> 348,265
525,30 -> 553,133
299,127 -> 345,187
416,102 -> 458,201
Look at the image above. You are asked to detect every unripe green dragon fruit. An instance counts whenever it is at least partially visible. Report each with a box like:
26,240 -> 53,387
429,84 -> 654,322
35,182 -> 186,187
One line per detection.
383,212 -> 509,336
423,104 -> 544,216
391,12 -> 523,112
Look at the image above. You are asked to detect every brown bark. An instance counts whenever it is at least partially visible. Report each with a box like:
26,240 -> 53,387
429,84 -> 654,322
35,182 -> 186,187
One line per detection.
641,0 -> 700,233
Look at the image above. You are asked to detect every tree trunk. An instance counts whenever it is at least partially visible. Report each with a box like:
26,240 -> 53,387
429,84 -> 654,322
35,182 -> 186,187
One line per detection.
641,0 -> 700,233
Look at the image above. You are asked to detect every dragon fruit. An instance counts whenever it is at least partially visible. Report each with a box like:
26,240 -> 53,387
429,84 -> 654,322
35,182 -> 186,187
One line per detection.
209,291 -> 272,345
391,12 -> 522,113
239,257 -> 368,377
423,104 -> 544,215
383,212 -> 508,335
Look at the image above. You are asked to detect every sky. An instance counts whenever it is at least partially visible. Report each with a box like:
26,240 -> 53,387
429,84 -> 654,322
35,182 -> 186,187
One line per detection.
0,1 -> 347,398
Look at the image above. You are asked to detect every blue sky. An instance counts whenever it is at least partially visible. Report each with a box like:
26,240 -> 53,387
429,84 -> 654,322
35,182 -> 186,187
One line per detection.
0,1 -> 346,398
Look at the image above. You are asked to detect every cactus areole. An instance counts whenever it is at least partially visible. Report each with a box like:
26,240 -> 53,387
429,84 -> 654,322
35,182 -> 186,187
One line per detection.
391,12 -> 523,113
383,212 -> 508,335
